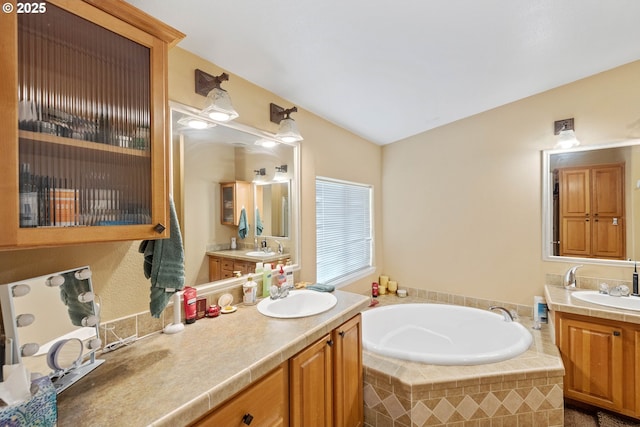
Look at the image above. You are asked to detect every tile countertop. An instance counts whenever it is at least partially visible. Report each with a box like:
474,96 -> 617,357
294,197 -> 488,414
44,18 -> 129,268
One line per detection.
56,290 -> 369,427
544,284 -> 640,325
206,249 -> 288,263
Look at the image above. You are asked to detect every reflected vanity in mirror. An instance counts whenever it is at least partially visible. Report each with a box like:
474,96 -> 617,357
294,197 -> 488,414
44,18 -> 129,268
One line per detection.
542,139 -> 640,265
0,266 -> 104,393
170,101 -> 300,287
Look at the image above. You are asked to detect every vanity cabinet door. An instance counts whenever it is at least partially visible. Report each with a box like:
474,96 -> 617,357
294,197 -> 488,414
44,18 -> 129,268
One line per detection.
557,315 -> 623,411
333,314 -> 363,427
290,334 -> 334,427
289,315 -> 364,427
0,0 -> 183,249
192,363 -> 289,427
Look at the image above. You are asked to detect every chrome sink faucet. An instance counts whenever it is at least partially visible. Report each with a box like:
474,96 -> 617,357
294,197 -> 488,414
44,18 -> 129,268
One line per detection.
563,265 -> 583,289
270,282 -> 294,300
275,240 -> 283,254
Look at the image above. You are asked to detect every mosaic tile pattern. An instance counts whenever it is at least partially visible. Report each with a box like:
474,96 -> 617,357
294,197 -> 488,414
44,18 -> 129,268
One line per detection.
363,290 -> 565,427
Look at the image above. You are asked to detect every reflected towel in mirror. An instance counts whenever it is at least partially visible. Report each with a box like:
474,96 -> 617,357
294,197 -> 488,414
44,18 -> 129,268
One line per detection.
139,197 -> 185,318
238,207 -> 248,239
256,208 -> 263,236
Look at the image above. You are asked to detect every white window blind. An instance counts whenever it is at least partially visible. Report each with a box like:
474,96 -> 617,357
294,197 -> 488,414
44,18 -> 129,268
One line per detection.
316,177 -> 372,285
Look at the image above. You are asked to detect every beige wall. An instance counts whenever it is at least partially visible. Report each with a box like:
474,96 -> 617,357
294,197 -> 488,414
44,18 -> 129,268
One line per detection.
382,60 -> 640,306
0,47 -> 382,321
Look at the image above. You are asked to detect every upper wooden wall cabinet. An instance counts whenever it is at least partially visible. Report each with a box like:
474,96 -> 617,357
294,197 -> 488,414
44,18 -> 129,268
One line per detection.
0,0 -> 184,249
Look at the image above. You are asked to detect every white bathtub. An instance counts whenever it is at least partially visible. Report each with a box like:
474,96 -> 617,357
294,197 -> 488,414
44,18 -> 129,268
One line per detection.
362,303 -> 533,365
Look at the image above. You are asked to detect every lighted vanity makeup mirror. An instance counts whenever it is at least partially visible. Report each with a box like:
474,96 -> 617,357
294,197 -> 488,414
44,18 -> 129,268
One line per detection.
0,266 -> 104,393
542,139 -> 640,266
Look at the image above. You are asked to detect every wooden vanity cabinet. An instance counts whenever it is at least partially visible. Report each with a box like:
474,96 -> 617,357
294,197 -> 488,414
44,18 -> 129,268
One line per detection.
558,164 -> 625,259
556,312 -> 640,418
192,315 -> 363,427
0,0 -> 184,249
290,314 -> 363,427
208,255 -> 256,281
192,363 -> 289,427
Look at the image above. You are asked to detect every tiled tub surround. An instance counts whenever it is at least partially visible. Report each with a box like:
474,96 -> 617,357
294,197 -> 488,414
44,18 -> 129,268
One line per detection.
363,292 -> 565,427
56,290 -> 369,426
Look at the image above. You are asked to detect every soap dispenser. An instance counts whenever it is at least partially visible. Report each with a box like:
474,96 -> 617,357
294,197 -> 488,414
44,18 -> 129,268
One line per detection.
262,263 -> 272,297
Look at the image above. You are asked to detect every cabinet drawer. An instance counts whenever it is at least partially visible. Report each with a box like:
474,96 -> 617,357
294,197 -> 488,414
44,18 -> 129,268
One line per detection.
192,363 -> 288,427
221,259 -> 234,271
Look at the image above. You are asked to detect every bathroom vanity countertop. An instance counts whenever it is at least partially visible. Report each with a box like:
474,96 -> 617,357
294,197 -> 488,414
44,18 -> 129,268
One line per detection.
56,290 -> 369,427
544,284 -> 640,325
206,249 -> 288,263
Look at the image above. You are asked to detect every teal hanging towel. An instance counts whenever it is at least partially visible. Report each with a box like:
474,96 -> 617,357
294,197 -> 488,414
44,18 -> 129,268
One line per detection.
238,207 -> 248,239
256,207 -> 263,236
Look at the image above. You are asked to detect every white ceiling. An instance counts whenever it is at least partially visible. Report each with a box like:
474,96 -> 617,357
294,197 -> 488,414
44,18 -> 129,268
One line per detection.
127,0 -> 640,145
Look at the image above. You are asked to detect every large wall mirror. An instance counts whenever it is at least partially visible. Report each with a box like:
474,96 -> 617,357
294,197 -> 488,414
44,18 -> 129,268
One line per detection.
542,139 -> 640,266
170,101 -> 300,287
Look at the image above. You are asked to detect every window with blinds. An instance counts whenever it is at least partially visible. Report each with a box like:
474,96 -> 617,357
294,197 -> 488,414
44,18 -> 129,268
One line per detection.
316,177 -> 373,285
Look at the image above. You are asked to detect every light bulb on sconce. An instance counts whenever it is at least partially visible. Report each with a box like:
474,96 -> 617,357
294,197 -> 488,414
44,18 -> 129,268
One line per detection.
554,118 -> 580,149
195,69 -> 239,122
253,168 -> 266,183
270,103 -> 303,143
274,165 -> 288,182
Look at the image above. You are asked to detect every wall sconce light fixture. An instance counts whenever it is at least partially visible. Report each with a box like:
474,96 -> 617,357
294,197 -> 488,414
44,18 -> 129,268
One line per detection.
270,103 -> 303,143
274,164 -> 288,182
554,118 -> 580,149
195,69 -> 239,122
253,168 -> 266,183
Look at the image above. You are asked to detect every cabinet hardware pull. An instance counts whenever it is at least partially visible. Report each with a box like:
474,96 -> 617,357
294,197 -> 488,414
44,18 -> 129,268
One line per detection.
613,331 -> 621,336
242,413 -> 254,425
327,339 -> 334,347
339,331 -> 345,337
154,223 -> 166,234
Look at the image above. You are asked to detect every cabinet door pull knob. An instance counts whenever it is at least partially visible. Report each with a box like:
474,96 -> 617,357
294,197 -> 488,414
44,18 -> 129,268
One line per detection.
613,331 -> 621,336
154,223 -> 166,234
327,339 -> 334,347
338,331 -> 345,337
242,413 -> 254,425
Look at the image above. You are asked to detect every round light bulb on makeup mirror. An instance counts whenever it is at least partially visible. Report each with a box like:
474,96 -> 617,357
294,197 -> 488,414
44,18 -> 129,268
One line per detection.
45,275 -> 65,287
87,338 -> 102,350
78,291 -> 95,303
11,284 -> 31,297
74,268 -> 92,280
21,342 -> 39,357
16,313 -> 35,327
81,315 -> 99,327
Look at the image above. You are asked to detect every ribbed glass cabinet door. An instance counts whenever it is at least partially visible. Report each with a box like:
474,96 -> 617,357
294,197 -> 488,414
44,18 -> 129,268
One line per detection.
0,0 -> 181,248
17,3 -> 151,229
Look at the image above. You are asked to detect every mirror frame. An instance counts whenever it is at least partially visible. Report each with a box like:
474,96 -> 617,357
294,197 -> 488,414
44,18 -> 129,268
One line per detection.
542,138 -> 640,266
169,101 -> 301,291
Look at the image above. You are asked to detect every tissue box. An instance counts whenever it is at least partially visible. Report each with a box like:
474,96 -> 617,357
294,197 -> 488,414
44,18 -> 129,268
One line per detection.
0,376 -> 56,426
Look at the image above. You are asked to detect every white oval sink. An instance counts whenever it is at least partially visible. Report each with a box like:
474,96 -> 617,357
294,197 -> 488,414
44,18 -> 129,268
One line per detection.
257,289 -> 337,318
572,291 -> 640,311
245,251 -> 276,257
